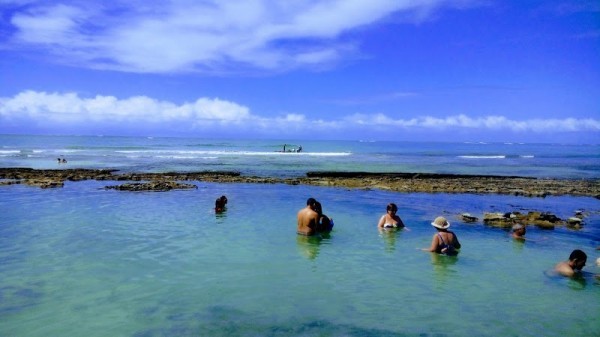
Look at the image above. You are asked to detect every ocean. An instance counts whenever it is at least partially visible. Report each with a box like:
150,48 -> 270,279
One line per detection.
1,134 -> 599,178
1,134 -> 599,337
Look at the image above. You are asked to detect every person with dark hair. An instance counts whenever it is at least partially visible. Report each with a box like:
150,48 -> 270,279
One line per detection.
215,195 -> 228,213
297,197 -> 319,236
555,249 -> 587,277
314,201 -> 334,232
377,203 -> 405,229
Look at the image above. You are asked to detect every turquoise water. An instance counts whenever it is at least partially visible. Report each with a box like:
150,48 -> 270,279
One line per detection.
1,180 -> 599,336
1,134 -> 599,178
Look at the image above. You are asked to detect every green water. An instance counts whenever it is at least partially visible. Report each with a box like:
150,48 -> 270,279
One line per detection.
1,181 -> 599,336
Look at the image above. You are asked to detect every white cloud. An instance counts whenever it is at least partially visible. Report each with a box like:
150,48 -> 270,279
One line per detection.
4,0 -> 472,73
1,91 -> 598,135
343,113 -> 600,132
0,90 -> 250,125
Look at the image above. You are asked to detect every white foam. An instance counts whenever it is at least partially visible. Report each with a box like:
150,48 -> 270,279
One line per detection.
116,150 -> 351,157
458,155 -> 505,159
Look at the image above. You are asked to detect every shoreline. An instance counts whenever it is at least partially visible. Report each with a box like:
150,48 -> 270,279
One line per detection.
1,167 -> 599,198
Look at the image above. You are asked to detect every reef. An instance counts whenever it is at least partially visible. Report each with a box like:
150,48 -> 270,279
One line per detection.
0,168 -> 598,198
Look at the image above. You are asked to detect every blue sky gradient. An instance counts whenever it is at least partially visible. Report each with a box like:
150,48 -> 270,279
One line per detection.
1,0 -> 599,143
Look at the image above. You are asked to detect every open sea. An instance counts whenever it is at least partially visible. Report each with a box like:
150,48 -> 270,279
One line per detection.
1,134 -> 599,336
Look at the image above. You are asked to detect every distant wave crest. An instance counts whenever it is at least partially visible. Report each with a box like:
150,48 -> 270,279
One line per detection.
458,154 -> 535,159
116,150 -> 351,157
458,155 -> 505,159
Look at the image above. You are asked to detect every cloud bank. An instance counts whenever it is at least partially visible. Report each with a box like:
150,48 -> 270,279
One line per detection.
3,0 -> 471,73
2,91 -> 598,139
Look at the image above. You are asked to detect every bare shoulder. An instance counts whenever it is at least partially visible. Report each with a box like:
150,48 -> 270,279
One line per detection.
555,262 -> 574,277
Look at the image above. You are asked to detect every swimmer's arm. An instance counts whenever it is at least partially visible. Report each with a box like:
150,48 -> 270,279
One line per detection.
396,218 -> 410,230
453,234 -> 461,249
421,235 -> 438,252
377,215 -> 385,228
308,213 -> 320,230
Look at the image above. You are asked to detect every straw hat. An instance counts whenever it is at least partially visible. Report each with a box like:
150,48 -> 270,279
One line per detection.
431,216 -> 450,229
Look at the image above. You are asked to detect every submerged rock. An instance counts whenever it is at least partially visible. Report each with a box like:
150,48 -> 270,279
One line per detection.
25,179 -> 64,189
566,217 -> 583,228
481,211 -> 564,229
461,213 -> 479,223
483,212 -> 513,227
105,181 -> 198,192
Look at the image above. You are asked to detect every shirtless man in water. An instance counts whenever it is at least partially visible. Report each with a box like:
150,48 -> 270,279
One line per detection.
555,249 -> 587,277
297,197 -> 319,236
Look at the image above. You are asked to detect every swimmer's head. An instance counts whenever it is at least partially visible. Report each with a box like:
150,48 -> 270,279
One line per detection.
569,249 -> 587,271
512,224 -> 526,234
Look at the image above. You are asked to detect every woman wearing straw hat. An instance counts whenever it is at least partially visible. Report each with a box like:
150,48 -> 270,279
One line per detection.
422,216 -> 461,255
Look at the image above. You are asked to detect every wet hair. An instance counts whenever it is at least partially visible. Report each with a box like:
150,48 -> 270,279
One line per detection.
314,201 -> 323,215
386,203 -> 398,212
569,249 -> 587,261
215,195 -> 227,209
307,197 -> 317,206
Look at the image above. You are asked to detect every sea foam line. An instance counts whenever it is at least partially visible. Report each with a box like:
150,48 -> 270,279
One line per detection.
458,155 -> 505,159
116,150 -> 351,157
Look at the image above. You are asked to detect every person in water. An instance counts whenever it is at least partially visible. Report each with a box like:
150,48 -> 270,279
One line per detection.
511,223 -> 527,240
215,195 -> 228,213
377,203 -> 405,229
555,249 -> 587,277
297,197 -> 319,236
422,216 -> 461,255
314,201 -> 334,232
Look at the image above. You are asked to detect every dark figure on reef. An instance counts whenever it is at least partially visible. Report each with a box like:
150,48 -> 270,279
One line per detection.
215,195 -> 228,213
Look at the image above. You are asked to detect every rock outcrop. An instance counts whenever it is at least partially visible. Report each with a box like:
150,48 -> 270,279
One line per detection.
1,168 -> 599,198
105,181 -> 198,192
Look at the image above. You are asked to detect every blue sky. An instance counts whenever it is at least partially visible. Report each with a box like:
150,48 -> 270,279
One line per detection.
0,0 -> 599,143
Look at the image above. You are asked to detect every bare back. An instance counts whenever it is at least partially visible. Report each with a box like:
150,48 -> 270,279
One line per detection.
429,230 -> 460,254
297,206 -> 319,236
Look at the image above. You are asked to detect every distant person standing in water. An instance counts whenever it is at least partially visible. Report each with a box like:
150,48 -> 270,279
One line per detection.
377,203 -> 405,229
215,195 -> 228,213
555,249 -> 587,277
297,197 -> 319,236
511,223 -> 527,240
